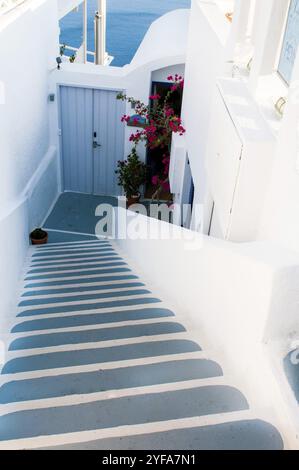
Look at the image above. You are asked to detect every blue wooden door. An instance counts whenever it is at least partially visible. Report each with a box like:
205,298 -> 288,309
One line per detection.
60,86 -> 94,193
93,89 -> 125,195
60,86 -> 125,195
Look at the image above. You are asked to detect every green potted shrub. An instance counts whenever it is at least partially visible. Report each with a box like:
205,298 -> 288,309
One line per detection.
116,148 -> 147,207
30,228 -> 48,245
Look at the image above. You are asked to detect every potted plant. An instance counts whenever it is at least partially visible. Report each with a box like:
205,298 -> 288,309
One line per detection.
117,74 -> 185,201
30,228 -> 48,245
115,148 -> 147,208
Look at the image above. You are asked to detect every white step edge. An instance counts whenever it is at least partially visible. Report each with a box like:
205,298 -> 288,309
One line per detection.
33,241 -> 111,250
6,331 -> 193,359
11,302 -> 166,325
31,247 -> 114,258
21,271 -> 136,286
0,409 -> 256,450
21,278 -> 141,293
25,262 -> 127,278
17,293 -> 154,312
0,351 -> 209,384
0,376 -> 228,416
19,284 -> 147,301
30,254 -> 120,266
9,317 -> 184,340
28,259 -> 124,270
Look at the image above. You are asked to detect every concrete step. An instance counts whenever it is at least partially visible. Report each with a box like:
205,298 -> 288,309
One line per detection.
41,414 -> 282,451
0,238 -> 284,449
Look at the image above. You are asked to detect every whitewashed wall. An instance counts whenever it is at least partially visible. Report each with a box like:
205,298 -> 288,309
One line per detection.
151,64 -> 185,83
181,0 -> 230,203
259,52 -> 299,254
114,208 -> 299,433
0,0 -> 60,330
180,0 -> 299,256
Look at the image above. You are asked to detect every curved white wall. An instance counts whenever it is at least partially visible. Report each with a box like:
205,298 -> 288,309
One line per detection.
131,9 -> 190,68
0,0 -> 60,329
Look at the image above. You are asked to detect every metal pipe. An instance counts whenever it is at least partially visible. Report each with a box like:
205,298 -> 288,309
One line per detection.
82,0 -> 87,63
94,0 -> 106,65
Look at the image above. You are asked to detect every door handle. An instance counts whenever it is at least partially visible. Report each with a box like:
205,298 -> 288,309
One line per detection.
93,141 -> 102,149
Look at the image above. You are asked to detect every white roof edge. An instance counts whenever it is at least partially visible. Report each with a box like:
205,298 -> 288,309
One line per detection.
130,9 -> 190,68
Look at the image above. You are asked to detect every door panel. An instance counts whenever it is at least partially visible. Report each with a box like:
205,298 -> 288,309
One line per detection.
93,89 -> 125,195
60,86 -> 125,196
60,86 -> 93,193
206,89 -> 243,238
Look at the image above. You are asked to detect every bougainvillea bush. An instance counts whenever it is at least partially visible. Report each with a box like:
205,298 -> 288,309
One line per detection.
117,75 -> 186,200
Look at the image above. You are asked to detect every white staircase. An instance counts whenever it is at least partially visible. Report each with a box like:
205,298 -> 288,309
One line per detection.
0,238 -> 283,449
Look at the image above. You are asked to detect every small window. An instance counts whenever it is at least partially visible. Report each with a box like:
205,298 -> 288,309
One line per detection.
278,0 -> 299,85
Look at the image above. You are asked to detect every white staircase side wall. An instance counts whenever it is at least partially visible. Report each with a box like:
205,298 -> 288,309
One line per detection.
114,207 -> 299,446
0,0 -> 60,329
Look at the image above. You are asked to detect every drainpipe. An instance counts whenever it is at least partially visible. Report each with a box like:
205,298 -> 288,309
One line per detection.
82,0 -> 87,64
94,0 -> 106,65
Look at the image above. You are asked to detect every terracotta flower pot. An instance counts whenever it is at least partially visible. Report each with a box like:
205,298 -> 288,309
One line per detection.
127,193 -> 141,208
30,229 -> 48,245
30,235 -> 48,245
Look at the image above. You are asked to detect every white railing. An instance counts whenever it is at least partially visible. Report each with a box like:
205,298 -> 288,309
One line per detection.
0,0 -> 27,15
61,44 -> 95,58
59,43 -> 113,65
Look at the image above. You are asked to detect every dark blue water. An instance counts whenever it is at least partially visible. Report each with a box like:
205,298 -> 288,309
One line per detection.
60,0 -> 191,66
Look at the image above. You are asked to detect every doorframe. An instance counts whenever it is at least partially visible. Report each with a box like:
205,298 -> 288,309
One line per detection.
57,83 -> 126,196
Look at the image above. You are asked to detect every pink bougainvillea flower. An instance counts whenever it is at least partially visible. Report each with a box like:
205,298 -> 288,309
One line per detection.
118,77 -> 186,197
121,114 -> 131,123
165,107 -> 174,117
149,94 -> 161,101
152,175 -> 159,186
161,180 -> 170,191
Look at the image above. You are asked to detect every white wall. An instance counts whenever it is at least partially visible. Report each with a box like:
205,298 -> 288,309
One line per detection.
131,9 -> 189,68
151,64 -> 185,84
259,52 -> 299,254
114,207 -> 299,414
0,0 -> 60,328
181,0 -> 230,202
181,0 -> 299,256
0,0 -> 58,206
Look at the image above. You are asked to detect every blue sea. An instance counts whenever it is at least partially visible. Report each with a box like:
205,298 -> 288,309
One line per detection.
60,0 -> 191,66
